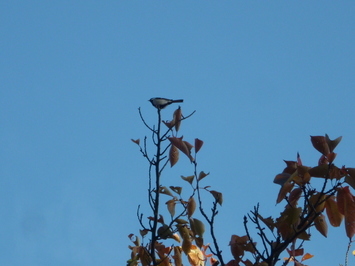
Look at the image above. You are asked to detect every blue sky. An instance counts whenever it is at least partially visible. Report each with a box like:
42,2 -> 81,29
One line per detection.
1,1 -> 355,265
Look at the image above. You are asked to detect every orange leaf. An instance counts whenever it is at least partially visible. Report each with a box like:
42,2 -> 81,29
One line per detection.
169,145 -> 179,167
301,253 -> 314,261
325,196 -> 343,227
195,138 -> 204,153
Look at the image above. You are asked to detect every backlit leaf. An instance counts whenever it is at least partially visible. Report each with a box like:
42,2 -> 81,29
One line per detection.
169,145 -> 179,167
325,196 -> 343,227
314,214 -> 328,237
166,199 -> 176,217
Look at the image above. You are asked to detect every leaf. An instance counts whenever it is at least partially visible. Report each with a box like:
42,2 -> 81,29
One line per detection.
163,120 -> 175,129
344,168 -> 355,190
157,224 -> 174,239
168,137 -> 194,162
173,107 -> 182,131
274,173 -> 291,186
308,192 -> 326,213
187,197 -> 196,217
325,134 -> 342,152
166,199 -> 176,217
170,186 -> 182,195
314,213 -> 328,237
190,218 -> 205,238
131,138 -> 140,145
288,187 -> 303,207
276,181 -> 294,204
181,175 -> 194,185
210,190 -> 223,206
172,246 -> 183,266
159,186 -> 174,197
310,135 -> 330,155
301,253 -> 314,261
195,138 -> 204,153
325,195 -> 343,227
169,145 -> 179,167
198,171 -> 209,181
187,245 -> 204,266
343,186 -> 355,239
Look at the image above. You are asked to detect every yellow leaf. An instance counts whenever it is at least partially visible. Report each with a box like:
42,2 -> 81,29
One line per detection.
314,214 -> 328,237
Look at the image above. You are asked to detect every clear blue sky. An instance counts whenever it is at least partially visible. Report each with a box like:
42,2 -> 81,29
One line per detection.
1,1 -> 355,265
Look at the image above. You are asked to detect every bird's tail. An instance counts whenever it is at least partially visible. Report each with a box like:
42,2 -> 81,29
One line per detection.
172,99 -> 184,103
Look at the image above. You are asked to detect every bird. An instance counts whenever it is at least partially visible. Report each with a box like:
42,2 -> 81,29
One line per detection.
149,97 -> 184,109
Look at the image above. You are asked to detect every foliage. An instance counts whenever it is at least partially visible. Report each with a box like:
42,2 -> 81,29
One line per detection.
128,104 -> 355,266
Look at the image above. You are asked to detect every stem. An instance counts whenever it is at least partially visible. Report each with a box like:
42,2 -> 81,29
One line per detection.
150,108 -> 162,265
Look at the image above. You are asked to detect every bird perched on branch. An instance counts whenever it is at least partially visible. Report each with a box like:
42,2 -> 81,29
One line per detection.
149,97 -> 184,109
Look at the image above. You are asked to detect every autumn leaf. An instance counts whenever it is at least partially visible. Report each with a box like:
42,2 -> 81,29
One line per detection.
170,186 -> 182,195
173,107 -> 182,131
131,139 -> 140,145
325,196 -> 343,227
314,214 -> 328,237
169,145 -> 179,167
210,190 -> 223,206
195,138 -> 204,153
172,246 -> 183,266
301,253 -> 314,261
198,171 -> 209,181
276,181 -> 294,204
310,135 -> 330,155
187,197 -> 196,217
159,186 -> 174,197
181,175 -> 194,185
342,186 -> 355,239
166,199 -> 176,217
325,134 -> 342,152
190,218 -> 205,238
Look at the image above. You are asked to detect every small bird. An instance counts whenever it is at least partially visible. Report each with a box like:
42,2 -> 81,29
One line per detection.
149,97 -> 184,109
